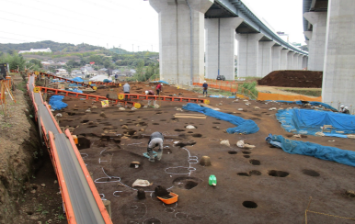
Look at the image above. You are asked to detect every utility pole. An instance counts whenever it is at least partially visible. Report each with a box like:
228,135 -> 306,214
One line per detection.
132,44 -> 134,52
138,46 -> 140,52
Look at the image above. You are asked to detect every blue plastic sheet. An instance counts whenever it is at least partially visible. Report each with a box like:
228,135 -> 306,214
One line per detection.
182,103 -> 259,134
72,77 -> 84,82
276,108 -> 355,136
69,89 -> 83,93
103,79 -> 112,83
209,95 -> 236,99
268,100 -> 337,111
151,80 -> 169,85
266,134 -> 355,167
49,95 -> 67,110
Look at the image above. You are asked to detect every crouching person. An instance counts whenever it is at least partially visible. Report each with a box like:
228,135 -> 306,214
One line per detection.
147,132 -> 164,162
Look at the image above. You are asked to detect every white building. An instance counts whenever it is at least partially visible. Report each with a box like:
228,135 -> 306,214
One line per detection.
55,69 -> 69,77
19,48 -> 52,54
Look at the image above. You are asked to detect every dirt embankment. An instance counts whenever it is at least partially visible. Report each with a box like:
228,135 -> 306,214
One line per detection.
0,76 -> 40,223
258,70 -> 323,88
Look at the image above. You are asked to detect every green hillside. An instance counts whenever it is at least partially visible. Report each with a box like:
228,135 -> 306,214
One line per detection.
0,40 -> 105,53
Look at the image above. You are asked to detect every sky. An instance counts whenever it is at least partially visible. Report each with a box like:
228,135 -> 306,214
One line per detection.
0,0 -> 305,52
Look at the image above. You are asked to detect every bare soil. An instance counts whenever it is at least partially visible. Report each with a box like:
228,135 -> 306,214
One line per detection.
53,83 -> 355,224
0,75 -> 67,224
258,70 -> 323,88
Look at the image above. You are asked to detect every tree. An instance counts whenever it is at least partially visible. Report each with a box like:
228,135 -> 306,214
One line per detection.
89,55 -> 103,65
29,59 -> 43,68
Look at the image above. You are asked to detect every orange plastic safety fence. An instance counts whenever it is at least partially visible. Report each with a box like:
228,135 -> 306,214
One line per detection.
257,92 -> 322,102
193,82 -> 238,93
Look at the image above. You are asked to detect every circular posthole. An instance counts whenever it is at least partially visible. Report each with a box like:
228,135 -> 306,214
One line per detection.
174,129 -> 185,132
187,131 -> 193,133
242,151 -> 251,154
243,155 -> 250,158
228,151 -> 237,154
152,123 -> 159,125
81,119 -> 89,123
26,211 -> 33,215
249,170 -> 261,176
143,218 -> 161,224
243,201 -> 257,208
237,172 -> 250,176
268,170 -> 289,177
192,134 -> 202,138
165,207 -> 175,213
302,169 -> 320,177
249,159 -> 260,165
173,177 -> 201,190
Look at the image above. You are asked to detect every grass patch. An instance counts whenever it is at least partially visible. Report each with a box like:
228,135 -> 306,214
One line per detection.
278,88 -> 321,97
237,82 -> 259,99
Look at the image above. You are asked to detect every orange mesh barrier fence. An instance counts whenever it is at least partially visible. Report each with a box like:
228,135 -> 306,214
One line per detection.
257,92 -> 322,102
193,81 -> 238,93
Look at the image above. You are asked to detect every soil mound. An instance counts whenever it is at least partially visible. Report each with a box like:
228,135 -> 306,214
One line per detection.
258,70 -> 322,88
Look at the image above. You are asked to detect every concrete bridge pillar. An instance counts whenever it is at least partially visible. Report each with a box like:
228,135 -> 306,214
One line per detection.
322,0 -> 355,109
287,51 -> 295,70
258,41 -> 274,77
302,56 -> 308,70
298,55 -> 304,69
272,46 -> 282,71
304,12 -> 327,71
149,0 -> 213,85
235,33 -> 263,77
280,49 -> 289,70
292,53 -> 299,70
205,17 -> 243,80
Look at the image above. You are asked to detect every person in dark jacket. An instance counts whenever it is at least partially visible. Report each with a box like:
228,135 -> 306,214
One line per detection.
147,132 -> 164,162
202,81 -> 208,96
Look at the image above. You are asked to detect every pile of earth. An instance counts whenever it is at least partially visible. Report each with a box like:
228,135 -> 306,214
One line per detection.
258,70 -> 323,88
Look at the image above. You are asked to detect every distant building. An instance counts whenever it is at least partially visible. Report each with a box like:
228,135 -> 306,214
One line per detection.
71,69 -> 83,77
19,48 -> 52,54
55,69 -> 69,77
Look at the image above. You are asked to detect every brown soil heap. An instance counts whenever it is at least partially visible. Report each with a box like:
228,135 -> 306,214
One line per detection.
258,70 -> 323,88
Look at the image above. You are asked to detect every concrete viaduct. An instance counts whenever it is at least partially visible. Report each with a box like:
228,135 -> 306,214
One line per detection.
149,0 -> 308,85
304,0 -> 355,108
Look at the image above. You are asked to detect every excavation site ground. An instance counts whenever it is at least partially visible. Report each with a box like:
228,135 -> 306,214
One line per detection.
51,83 -> 355,224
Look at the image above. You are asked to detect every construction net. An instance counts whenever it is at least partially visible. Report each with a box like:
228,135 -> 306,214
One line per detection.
276,108 -> 355,137
266,134 -> 355,167
182,103 -> 259,134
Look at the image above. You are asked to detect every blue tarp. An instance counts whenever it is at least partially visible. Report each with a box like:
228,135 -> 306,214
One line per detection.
276,108 -> 355,137
182,103 -> 259,134
209,95 -> 236,99
72,77 -> 84,82
269,100 -> 337,111
68,89 -> 83,94
151,80 -> 169,85
49,95 -> 67,110
266,134 -> 355,167
51,79 -> 64,83
103,79 -> 112,83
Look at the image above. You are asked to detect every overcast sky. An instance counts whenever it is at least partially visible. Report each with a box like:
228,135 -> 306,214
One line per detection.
0,0 -> 305,52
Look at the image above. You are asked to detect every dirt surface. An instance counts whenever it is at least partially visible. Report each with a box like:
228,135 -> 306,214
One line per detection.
52,84 -> 355,224
0,75 -> 67,224
258,70 -> 323,88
